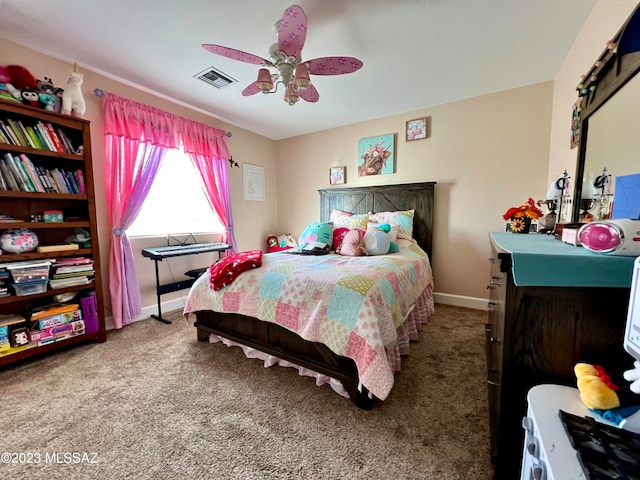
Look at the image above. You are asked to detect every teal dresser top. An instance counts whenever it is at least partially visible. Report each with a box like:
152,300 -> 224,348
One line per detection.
490,231 -> 636,288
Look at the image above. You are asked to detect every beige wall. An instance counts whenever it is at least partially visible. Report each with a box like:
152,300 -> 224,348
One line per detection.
1,38 -> 278,323
276,83 -> 553,302
548,0 -> 638,198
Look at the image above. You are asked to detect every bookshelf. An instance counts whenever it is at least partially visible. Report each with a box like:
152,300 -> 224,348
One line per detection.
0,99 -> 106,367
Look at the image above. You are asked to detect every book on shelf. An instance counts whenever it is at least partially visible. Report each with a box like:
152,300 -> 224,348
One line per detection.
0,158 -> 20,191
25,126 -> 44,149
6,119 -> 28,147
49,276 -> 91,289
2,153 -> 30,191
0,119 -> 19,145
54,263 -> 94,275
35,122 -> 56,151
36,244 -> 80,253
19,154 -> 45,192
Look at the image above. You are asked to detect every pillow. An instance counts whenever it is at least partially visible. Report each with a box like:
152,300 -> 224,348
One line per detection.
367,223 -> 399,242
329,209 -> 353,228
368,209 -> 415,240
332,227 -> 350,252
395,238 -> 413,250
339,229 -> 366,256
346,213 -> 371,231
299,221 -> 334,249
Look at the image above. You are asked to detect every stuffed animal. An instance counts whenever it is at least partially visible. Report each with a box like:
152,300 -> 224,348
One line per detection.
61,63 -> 86,117
0,66 -> 21,102
574,362 -> 640,426
298,222 -> 333,250
5,65 -> 38,90
265,233 -> 297,253
575,363 -> 621,410
362,223 -> 399,255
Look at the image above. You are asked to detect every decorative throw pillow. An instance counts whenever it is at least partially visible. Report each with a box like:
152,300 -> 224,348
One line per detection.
329,209 -> 353,228
299,221 -> 334,249
332,227 -> 350,252
346,213 -> 371,231
339,229 -> 366,256
368,210 -> 415,240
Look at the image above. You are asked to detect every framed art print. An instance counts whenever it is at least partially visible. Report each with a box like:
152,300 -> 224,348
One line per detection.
243,163 -> 265,201
357,133 -> 395,176
329,166 -> 346,185
405,117 -> 428,142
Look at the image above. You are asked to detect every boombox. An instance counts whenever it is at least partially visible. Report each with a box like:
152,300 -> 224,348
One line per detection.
578,219 -> 640,256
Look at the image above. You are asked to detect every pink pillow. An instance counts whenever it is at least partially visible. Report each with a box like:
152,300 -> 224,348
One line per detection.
329,209 -> 353,228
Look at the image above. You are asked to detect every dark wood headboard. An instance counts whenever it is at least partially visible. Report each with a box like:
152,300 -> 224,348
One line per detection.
318,182 -> 436,259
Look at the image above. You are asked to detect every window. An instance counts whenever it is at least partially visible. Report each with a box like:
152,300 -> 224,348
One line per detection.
126,147 -> 223,237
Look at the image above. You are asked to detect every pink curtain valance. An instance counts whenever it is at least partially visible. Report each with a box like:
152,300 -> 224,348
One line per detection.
103,92 -> 230,159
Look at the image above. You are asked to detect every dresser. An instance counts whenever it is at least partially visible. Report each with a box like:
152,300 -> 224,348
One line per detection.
486,232 -> 636,479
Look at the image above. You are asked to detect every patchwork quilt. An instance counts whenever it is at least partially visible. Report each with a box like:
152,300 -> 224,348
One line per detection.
183,242 -> 434,400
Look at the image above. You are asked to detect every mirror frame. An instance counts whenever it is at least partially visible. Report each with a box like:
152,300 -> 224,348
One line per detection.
572,4 -> 640,221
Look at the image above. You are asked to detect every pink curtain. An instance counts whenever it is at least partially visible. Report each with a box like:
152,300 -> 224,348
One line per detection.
103,93 -> 232,328
188,153 -> 238,253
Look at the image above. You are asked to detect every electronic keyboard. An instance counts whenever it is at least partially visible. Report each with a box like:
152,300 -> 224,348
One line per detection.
142,243 -> 230,260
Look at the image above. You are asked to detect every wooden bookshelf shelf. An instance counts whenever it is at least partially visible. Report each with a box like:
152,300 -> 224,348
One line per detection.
0,99 -> 106,367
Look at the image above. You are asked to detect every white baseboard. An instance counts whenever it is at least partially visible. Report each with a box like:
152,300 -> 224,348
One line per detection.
106,293 -> 486,329
105,298 -> 186,331
433,292 -> 488,311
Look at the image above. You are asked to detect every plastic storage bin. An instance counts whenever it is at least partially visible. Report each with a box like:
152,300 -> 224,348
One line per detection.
5,261 -> 52,283
10,280 -> 48,296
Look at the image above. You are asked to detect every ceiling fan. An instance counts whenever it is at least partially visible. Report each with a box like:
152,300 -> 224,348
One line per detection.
202,4 -> 363,106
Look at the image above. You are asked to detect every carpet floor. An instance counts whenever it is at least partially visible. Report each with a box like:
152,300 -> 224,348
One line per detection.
0,304 -> 495,479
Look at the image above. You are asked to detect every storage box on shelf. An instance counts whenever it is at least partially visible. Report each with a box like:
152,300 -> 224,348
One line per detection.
0,99 -> 105,366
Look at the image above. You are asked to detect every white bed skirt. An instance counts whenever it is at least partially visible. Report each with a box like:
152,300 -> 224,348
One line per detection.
207,284 -> 435,400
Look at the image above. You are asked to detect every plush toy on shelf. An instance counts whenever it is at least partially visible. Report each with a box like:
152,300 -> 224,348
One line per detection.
61,63 -> 86,117
0,66 -> 22,102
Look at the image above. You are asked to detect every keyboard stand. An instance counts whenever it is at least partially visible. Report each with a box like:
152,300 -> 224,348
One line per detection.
143,244 -> 230,324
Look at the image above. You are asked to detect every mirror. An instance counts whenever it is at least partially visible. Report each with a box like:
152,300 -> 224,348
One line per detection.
580,76 -> 640,220
572,4 -> 640,222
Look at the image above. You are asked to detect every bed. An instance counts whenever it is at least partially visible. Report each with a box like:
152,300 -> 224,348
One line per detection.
184,182 -> 436,409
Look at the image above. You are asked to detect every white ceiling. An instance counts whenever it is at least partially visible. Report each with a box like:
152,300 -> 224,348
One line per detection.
0,0 -> 597,140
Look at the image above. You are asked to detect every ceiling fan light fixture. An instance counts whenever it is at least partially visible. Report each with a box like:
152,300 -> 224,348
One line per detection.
284,84 -> 299,105
294,63 -> 310,90
256,68 -> 274,93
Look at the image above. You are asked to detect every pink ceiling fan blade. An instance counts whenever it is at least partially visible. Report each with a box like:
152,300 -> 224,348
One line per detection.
299,83 -> 319,103
306,57 -> 363,75
242,82 -> 261,96
278,5 -> 307,58
202,44 -> 272,66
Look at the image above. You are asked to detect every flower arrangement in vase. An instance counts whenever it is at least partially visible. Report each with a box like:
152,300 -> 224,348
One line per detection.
503,198 -> 543,233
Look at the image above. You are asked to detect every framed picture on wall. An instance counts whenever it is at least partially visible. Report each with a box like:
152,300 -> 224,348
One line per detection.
405,117 -> 429,142
357,133 -> 396,176
243,163 -> 265,201
329,166 -> 346,185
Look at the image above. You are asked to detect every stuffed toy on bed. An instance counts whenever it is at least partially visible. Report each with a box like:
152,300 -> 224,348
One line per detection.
363,223 -> 399,255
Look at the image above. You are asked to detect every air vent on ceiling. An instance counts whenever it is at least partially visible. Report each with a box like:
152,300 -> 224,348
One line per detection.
194,67 -> 237,89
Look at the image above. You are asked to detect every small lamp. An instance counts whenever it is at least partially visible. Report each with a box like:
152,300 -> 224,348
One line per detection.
284,84 -> 299,105
293,63 -> 310,90
256,68 -> 273,93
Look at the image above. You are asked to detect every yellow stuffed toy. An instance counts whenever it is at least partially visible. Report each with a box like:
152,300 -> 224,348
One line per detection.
574,362 -> 621,410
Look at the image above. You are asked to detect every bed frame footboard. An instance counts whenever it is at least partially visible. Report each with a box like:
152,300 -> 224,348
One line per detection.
194,310 -> 375,409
